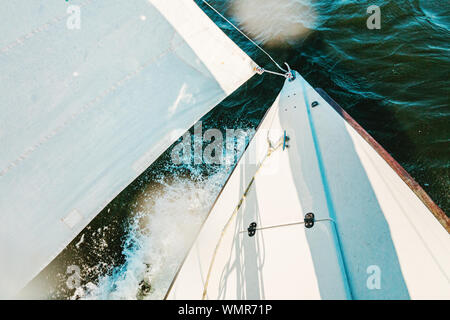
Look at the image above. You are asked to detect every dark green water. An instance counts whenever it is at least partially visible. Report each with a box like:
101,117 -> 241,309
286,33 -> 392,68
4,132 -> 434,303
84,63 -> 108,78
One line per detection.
21,0 -> 449,299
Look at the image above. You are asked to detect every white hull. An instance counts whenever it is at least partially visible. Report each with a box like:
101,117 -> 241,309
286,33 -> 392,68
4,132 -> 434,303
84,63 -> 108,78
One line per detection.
166,72 -> 450,300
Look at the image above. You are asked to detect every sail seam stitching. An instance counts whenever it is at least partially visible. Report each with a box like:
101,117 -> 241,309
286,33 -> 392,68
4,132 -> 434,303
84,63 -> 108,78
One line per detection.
0,40 -> 186,178
0,0 -> 93,56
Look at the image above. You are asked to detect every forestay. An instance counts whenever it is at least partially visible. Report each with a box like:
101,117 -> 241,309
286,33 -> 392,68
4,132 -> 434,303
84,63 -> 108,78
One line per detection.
0,0 -> 256,298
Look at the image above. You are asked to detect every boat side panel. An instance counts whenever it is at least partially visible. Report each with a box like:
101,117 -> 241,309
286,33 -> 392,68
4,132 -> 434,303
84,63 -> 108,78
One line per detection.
299,81 -> 450,299
316,88 -> 449,233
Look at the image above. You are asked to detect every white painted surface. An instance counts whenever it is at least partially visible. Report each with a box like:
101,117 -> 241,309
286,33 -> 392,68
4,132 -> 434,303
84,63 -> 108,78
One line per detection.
299,74 -> 450,299
0,0 -> 256,298
167,77 -> 351,300
167,73 -> 450,300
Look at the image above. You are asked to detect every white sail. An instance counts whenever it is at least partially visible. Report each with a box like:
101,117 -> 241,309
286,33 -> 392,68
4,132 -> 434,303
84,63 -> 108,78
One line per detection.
0,0 -> 256,298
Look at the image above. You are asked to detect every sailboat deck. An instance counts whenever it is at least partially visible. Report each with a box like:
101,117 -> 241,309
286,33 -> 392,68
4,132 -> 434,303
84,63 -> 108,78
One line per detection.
166,73 -> 450,300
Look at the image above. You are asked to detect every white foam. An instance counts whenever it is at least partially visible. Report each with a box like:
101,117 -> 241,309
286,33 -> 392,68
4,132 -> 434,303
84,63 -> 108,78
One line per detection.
75,169 -> 230,300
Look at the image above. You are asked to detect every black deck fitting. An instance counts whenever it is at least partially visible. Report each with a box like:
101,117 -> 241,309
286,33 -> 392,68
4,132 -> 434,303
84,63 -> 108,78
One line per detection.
304,212 -> 315,228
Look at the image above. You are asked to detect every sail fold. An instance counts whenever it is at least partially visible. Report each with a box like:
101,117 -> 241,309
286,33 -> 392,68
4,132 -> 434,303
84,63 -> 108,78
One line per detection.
0,0 -> 256,298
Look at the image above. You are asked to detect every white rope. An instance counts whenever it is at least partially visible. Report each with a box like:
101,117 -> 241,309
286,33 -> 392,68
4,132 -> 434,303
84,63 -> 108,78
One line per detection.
200,0 -> 290,75
238,218 -> 335,233
202,130 -> 285,299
